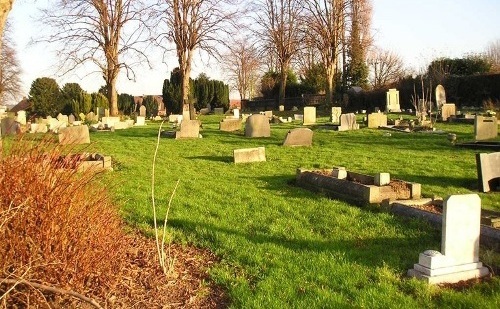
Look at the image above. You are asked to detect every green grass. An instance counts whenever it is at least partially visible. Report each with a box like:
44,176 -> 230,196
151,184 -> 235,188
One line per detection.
82,114 -> 499,308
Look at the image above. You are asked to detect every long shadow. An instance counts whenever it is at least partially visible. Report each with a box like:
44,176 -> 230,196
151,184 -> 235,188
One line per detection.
397,174 -> 478,191
186,155 -> 233,163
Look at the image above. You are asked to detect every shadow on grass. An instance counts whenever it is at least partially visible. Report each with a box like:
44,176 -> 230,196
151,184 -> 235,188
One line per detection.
166,217 -> 438,270
186,155 -> 233,163
397,174 -> 479,191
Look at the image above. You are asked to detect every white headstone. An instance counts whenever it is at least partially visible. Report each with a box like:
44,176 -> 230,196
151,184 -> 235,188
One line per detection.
386,89 -> 401,112
435,84 -> 446,110
303,107 -> 316,125
331,107 -> 342,124
407,194 -> 490,284
139,105 -> 146,117
17,111 -> 26,125
233,109 -> 240,119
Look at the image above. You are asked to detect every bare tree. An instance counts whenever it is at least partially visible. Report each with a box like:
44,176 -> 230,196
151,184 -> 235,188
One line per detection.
222,37 -> 261,100
485,39 -> 500,73
253,0 -> 303,105
0,22 -> 21,104
0,1 -> 14,43
367,47 -> 405,89
155,0 -> 239,119
38,1 -> 151,116
304,0 -> 347,106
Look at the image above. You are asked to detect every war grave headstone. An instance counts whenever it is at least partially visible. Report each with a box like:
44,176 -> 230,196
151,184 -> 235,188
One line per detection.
474,116 -> 498,141
386,88 -> 401,112
408,194 -> 490,284
283,128 -> 313,147
367,112 -> 387,128
175,120 -> 200,139
58,125 -> 90,145
435,84 -> 446,110
338,113 -> 359,131
331,107 -> 342,124
476,152 -> 500,192
220,118 -> 242,132
233,147 -> 266,164
245,114 -> 270,137
135,116 -> 146,126
139,105 -> 146,117
303,107 -> 316,125
441,103 -> 456,122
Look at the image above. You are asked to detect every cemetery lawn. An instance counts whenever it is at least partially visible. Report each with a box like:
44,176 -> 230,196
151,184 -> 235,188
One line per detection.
88,114 -> 500,308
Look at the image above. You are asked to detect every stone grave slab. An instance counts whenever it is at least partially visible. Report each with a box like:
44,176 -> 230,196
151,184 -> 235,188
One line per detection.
283,128 -> 313,147
367,113 -> 387,128
474,116 -> 498,141
245,114 -> 270,137
219,119 -> 242,132
476,152 -> 500,192
234,147 -> 266,163
58,126 -> 90,145
303,107 -> 316,125
408,194 -> 490,284
175,120 -> 200,139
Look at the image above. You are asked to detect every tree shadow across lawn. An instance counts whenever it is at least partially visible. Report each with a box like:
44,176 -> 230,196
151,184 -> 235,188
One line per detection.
185,155 -> 233,163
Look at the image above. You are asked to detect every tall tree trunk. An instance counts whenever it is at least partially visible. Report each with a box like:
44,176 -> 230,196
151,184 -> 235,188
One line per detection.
278,60 -> 288,106
326,63 -> 336,106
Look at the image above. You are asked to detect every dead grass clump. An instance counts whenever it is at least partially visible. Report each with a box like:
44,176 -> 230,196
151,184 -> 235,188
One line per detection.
0,138 -> 127,306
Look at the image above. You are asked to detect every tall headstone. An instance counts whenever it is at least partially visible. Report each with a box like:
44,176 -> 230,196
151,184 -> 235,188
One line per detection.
435,84 -> 446,110
408,194 -> 490,284
139,105 -> 147,117
245,114 -> 270,137
331,107 -> 342,124
474,115 -> 498,141
233,109 -> 240,119
16,111 -> 26,125
303,107 -> 316,125
386,88 -> 401,112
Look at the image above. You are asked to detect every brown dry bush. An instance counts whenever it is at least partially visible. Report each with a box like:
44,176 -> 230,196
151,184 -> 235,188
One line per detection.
0,137 -> 127,306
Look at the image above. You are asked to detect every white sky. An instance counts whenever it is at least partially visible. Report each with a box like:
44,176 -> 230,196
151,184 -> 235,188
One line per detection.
5,0 -> 500,105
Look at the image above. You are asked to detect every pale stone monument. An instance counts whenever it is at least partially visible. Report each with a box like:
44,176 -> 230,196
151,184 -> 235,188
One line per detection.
135,116 -> 146,126
279,105 -> 285,112
435,84 -> 446,110
386,89 -> 401,112
367,113 -> 387,128
139,105 -> 146,117
104,109 -> 110,118
175,120 -> 200,139
294,114 -> 304,121
476,152 -> 500,192
68,114 -> 76,124
233,109 -> 240,119
233,147 -> 266,164
58,126 -> 90,145
219,119 -> 242,132
245,114 -> 270,137
102,116 -> 120,128
408,194 -> 490,284
331,107 -> 342,124
303,107 -> 316,125
474,116 -> 498,141
283,128 -> 313,147
168,114 -> 183,123
263,110 -> 273,119
441,103 -> 456,122
17,111 -> 26,125
338,113 -> 359,131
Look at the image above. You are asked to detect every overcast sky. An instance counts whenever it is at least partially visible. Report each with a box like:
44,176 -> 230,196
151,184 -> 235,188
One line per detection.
6,0 -> 500,104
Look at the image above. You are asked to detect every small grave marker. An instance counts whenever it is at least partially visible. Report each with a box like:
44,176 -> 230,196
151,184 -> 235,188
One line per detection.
283,128 -> 313,147
233,147 -> 266,163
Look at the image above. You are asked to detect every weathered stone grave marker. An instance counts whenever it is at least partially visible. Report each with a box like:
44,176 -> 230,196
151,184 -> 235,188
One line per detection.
367,112 -> 387,128
58,126 -> 90,145
175,120 -> 200,139
331,107 -> 341,124
338,113 -> 359,131
441,103 -> 456,122
386,88 -> 401,112
234,147 -> 266,163
139,105 -> 146,117
220,118 -> 242,132
474,115 -> 498,140
435,84 -> 446,110
303,107 -> 316,125
245,114 -> 270,137
476,152 -> 500,192
283,128 -> 313,147
407,194 -> 490,284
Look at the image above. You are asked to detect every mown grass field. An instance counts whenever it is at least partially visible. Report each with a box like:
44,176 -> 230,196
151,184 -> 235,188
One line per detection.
84,112 -> 500,308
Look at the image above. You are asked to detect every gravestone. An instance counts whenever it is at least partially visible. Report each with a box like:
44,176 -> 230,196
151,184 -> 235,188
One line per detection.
1,117 -> 19,135
331,107 -> 342,124
79,113 -> 86,121
168,114 -> 183,123
234,147 -> 266,163
17,111 -> 26,125
263,110 -> 273,119
283,128 -> 313,147
139,105 -> 146,117
441,103 -> 456,122
303,107 -> 316,125
338,113 -> 359,131
48,118 -> 65,132
102,116 -> 120,128
279,105 -> 285,112
476,152 -> 500,192
294,114 -> 303,121
367,113 -> 388,128
408,194 -> 490,284
104,109 -> 110,118
386,88 -> 401,112
135,116 -> 146,126
86,112 -> 96,122
435,84 -> 446,110
245,114 -> 270,137
219,119 -> 242,132
68,114 -> 76,124
57,114 -> 69,125
30,123 -> 48,133
175,120 -> 200,139
58,126 -> 90,145
214,107 -> 224,115
474,116 -> 498,141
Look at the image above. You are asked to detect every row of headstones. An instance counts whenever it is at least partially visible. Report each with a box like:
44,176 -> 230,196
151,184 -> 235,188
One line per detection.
385,84 -> 449,113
